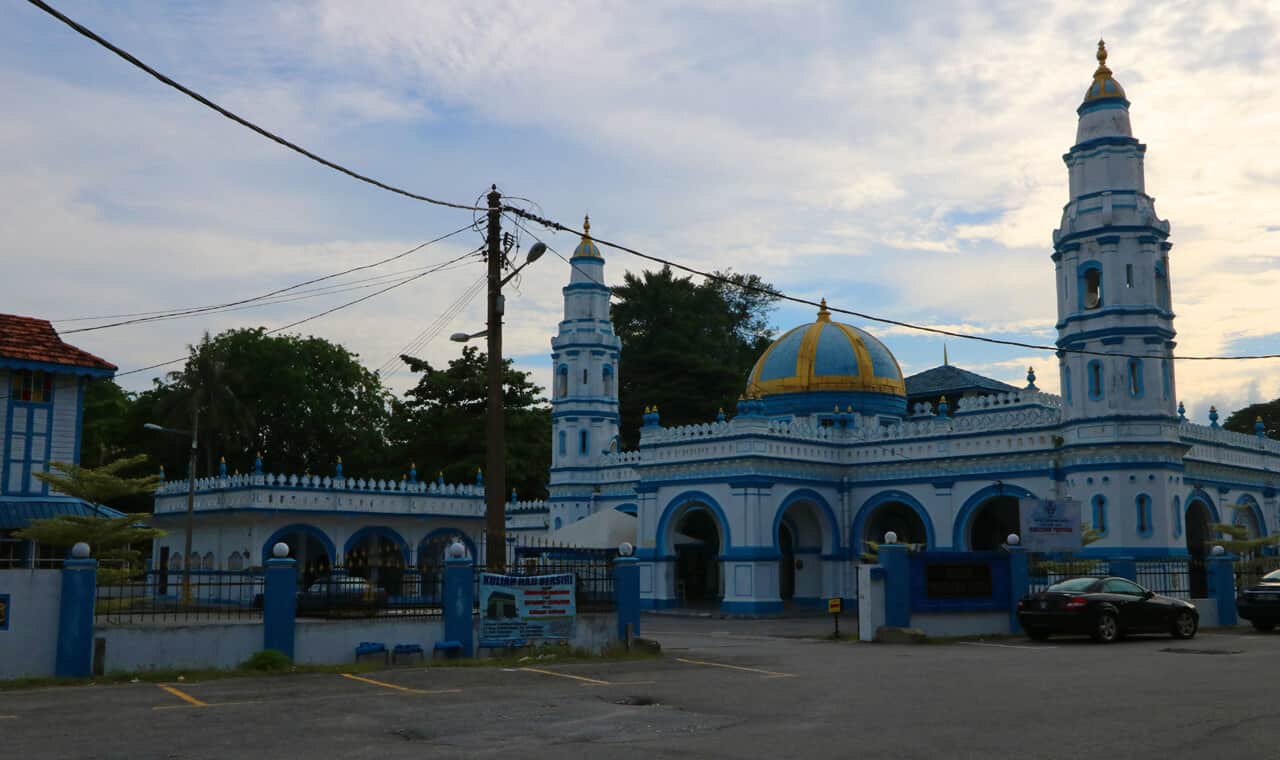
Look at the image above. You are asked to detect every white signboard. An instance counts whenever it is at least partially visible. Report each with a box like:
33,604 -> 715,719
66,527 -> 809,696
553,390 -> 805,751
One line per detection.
1018,498 -> 1082,552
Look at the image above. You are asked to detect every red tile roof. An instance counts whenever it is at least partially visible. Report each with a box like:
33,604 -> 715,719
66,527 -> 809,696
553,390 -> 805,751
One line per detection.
0,313 -> 117,373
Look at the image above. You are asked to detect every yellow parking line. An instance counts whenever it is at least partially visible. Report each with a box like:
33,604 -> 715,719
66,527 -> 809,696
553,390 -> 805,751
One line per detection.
154,700 -> 262,711
339,672 -> 460,695
0,715 -> 16,720
518,667 -> 612,686
675,657 -> 795,678
157,684 -> 208,707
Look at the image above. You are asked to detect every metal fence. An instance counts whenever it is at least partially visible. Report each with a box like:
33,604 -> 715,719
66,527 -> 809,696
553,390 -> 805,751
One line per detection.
295,565 -> 443,620
95,570 -> 264,625
1026,555 -> 1111,594
478,555 -> 617,612
0,538 -> 74,569
1235,560 -> 1278,591
1136,558 -> 1191,600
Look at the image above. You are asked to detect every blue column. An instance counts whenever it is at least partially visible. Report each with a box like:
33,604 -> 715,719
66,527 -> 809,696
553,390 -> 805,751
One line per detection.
443,556 -> 475,657
1109,556 -> 1137,582
1007,546 -> 1028,633
55,558 -> 97,678
614,556 -> 640,641
1206,554 -> 1238,627
878,544 -> 911,628
263,558 -> 297,659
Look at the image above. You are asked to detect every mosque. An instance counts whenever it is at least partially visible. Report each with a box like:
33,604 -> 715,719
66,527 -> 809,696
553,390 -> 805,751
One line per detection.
152,42 -> 1280,615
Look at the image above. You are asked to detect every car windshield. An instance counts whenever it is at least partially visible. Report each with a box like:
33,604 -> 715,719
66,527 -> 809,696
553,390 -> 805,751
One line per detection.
1263,569 -> 1280,582
1047,577 -> 1098,593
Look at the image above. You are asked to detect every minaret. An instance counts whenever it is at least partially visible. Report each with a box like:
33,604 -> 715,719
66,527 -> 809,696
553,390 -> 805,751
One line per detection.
548,217 -> 621,525
1053,41 -> 1177,423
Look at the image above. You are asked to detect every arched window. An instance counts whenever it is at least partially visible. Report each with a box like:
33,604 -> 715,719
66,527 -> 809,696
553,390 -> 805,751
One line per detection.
1125,263 -> 1134,288
1127,358 -> 1143,398
202,552 -> 215,570
579,430 -> 589,455
1161,359 -> 1172,401
556,366 -> 568,398
1087,360 -> 1104,400
582,368 -> 589,386
227,552 -> 244,571
1172,496 -> 1182,539
1155,260 -> 1171,311
602,365 -> 614,396
1091,495 -> 1108,536
1079,262 -> 1103,310
554,516 -> 563,530
168,551 -> 182,571
1136,494 -> 1153,537
558,430 -> 566,457
1061,364 -> 1072,404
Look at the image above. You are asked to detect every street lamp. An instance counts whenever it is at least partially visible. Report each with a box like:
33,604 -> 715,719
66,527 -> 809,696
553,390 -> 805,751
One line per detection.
454,205 -> 548,570
144,415 -> 198,603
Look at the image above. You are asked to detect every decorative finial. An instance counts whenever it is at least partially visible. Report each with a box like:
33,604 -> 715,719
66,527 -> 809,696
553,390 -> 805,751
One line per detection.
1178,401 -> 1186,420
1256,416 -> 1266,437
583,214 -> 591,238
1025,366 -> 1038,391
817,298 -> 831,322
1097,39 -> 1108,68
218,456 -> 227,477
943,343 -> 949,366
1209,405 -> 1220,428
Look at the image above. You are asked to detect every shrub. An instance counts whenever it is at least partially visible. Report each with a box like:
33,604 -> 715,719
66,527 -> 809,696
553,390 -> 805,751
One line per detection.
240,650 -> 292,672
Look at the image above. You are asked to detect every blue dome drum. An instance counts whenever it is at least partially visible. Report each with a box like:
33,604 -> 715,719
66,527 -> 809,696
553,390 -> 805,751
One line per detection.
746,300 -> 906,418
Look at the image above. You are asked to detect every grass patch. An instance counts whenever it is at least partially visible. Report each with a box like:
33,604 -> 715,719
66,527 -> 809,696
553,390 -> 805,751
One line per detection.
431,641 -> 662,668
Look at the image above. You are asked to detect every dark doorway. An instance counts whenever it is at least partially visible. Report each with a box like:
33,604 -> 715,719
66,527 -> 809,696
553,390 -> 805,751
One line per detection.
1186,501 -> 1213,598
348,535 -> 405,595
276,530 -> 332,588
969,496 -> 1021,551
779,522 -> 796,602
865,502 -> 929,552
417,533 -> 464,600
675,508 -> 721,604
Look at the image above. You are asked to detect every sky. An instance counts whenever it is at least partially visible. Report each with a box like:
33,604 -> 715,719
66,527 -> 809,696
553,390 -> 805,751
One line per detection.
3,1 -> 1280,424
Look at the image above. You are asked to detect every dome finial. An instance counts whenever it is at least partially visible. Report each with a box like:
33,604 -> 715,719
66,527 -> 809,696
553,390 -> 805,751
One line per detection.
1083,38 -> 1125,103
583,214 -> 591,238
817,298 -> 831,322
1097,38 -> 1108,67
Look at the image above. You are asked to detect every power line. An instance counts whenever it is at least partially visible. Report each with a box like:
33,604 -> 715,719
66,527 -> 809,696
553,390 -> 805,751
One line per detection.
504,207 -> 1280,363
61,223 -> 479,334
27,0 -> 484,213
375,275 -> 487,377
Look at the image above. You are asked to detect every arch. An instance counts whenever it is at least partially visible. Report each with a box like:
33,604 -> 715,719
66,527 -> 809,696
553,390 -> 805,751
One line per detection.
556,365 -> 569,398
655,490 -> 732,556
553,516 -> 563,530
853,490 -> 937,553
773,489 -> 841,556
417,528 -> 476,562
227,552 -> 245,572
1171,495 -> 1182,539
1078,260 -> 1103,310
344,525 -> 411,564
1135,493 -> 1153,537
953,483 -> 1037,551
613,503 -> 638,515
261,523 -> 336,566
1184,489 -> 1221,524
1235,494 -> 1267,539
1091,494 -> 1108,537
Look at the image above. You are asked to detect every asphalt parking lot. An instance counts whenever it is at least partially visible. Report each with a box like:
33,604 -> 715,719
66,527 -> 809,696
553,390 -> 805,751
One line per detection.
5,615 -> 1280,759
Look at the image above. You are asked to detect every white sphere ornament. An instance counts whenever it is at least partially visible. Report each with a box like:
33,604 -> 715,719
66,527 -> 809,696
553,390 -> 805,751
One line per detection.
883,531 -> 898,545
1211,545 -> 1226,556
272,542 -> 290,559
1007,533 -> 1021,546
447,540 -> 467,559
71,542 -> 91,559
618,541 -> 634,557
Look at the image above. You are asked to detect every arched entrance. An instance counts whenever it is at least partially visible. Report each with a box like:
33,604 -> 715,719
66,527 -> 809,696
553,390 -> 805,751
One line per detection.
417,530 -> 472,600
345,528 -> 409,596
675,508 -> 722,605
863,502 -> 929,552
969,496 -> 1021,551
1186,499 -> 1214,598
263,525 -> 334,587
774,495 -> 833,605
779,522 -> 796,601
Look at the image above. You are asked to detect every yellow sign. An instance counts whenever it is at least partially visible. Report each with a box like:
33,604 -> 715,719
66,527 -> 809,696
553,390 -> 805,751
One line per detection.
827,598 -> 841,614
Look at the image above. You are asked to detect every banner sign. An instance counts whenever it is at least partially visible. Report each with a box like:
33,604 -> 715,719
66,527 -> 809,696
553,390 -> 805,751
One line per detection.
479,573 -> 576,643
1019,498 -> 1082,552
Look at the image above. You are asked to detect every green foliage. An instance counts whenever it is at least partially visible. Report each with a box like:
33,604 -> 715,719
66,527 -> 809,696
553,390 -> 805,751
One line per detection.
611,266 -> 779,446
31,455 -> 159,505
1224,399 -> 1280,440
15,512 -> 164,583
78,380 -> 134,468
240,650 -> 293,672
392,346 -> 550,499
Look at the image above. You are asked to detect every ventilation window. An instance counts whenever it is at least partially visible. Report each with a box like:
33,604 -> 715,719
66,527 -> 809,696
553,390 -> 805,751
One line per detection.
1084,268 -> 1102,309
1125,264 -> 1134,288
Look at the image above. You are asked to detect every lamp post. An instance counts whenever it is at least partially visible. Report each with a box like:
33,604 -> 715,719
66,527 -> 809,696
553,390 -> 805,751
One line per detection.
453,189 -> 546,570
144,410 -> 198,603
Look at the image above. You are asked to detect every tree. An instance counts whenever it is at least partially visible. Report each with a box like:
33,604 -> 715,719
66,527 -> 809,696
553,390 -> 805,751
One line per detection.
156,332 -> 256,478
78,379 -> 133,468
32,454 -> 160,505
610,266 -> 779,447
391,346 -> 550,499
1224,399 -> 1280,440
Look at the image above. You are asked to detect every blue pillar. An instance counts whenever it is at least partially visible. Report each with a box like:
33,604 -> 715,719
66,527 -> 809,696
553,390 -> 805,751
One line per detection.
1206,554 -> 1238,627
263,558 -> 297,658
614,556 -> 640,641
1007,546 -> 1028,633
879,544 -> 910,628
1109,556 -> 1137,582
55,558 -> 97,678
443,555 -> 475,657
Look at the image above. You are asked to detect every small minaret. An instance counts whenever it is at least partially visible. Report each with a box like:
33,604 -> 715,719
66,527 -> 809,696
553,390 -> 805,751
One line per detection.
1053,41 -> 1177,423
548,217 -> 621,522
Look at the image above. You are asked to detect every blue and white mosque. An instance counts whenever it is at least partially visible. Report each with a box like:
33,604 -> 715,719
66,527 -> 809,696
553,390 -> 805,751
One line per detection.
151,42 -> 1280,615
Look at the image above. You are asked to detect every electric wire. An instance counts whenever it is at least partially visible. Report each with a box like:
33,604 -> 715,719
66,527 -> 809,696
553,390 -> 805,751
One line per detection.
27,0 -> 485,213
375,274 -> 487,377
61,223 -> 479,333
503,207 -> 1280,363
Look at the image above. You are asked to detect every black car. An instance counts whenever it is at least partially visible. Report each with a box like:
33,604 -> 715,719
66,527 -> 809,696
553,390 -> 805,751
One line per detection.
1236,569 -> 1280,631
1017,576 -> 1199,643
296,576 -> 388,617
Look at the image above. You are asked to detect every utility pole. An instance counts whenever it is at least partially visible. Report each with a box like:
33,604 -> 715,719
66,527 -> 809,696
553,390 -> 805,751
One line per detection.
485,185 -> 507,570
183,407 -> 198,604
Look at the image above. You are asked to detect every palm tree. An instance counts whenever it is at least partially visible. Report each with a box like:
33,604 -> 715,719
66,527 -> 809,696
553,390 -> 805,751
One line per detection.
160,333 -> 255,477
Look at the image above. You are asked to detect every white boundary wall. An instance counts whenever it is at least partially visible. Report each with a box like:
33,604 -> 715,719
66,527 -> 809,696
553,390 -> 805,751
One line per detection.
0,569 -> 62,680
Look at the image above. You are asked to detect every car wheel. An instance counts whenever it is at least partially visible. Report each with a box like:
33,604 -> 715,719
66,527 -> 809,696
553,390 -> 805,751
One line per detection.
1026,628 -> 1051,642
1251,621 -> 1275,633
1091,611 -> 1119,643
1170,610 -> 1198,639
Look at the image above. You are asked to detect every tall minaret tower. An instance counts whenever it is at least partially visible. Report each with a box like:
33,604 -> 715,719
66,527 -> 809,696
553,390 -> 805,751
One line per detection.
548,217 -> 621,526
1053,41 -> 1177,424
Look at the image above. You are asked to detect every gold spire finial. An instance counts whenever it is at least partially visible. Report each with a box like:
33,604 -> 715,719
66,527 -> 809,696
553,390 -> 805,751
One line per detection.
1093,38 -> 1113,79
817,298 -> 831,322
583,214 -> 591,238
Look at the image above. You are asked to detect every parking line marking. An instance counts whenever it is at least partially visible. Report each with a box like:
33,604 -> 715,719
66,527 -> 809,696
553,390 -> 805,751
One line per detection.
957,642 -> 1058,650
339,673 -> 459,695
157,684 -> 208,707
675,657 -> 795,678
519,667 -> 612,686
153,700 -> 262,711
0,715 -> 16,720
